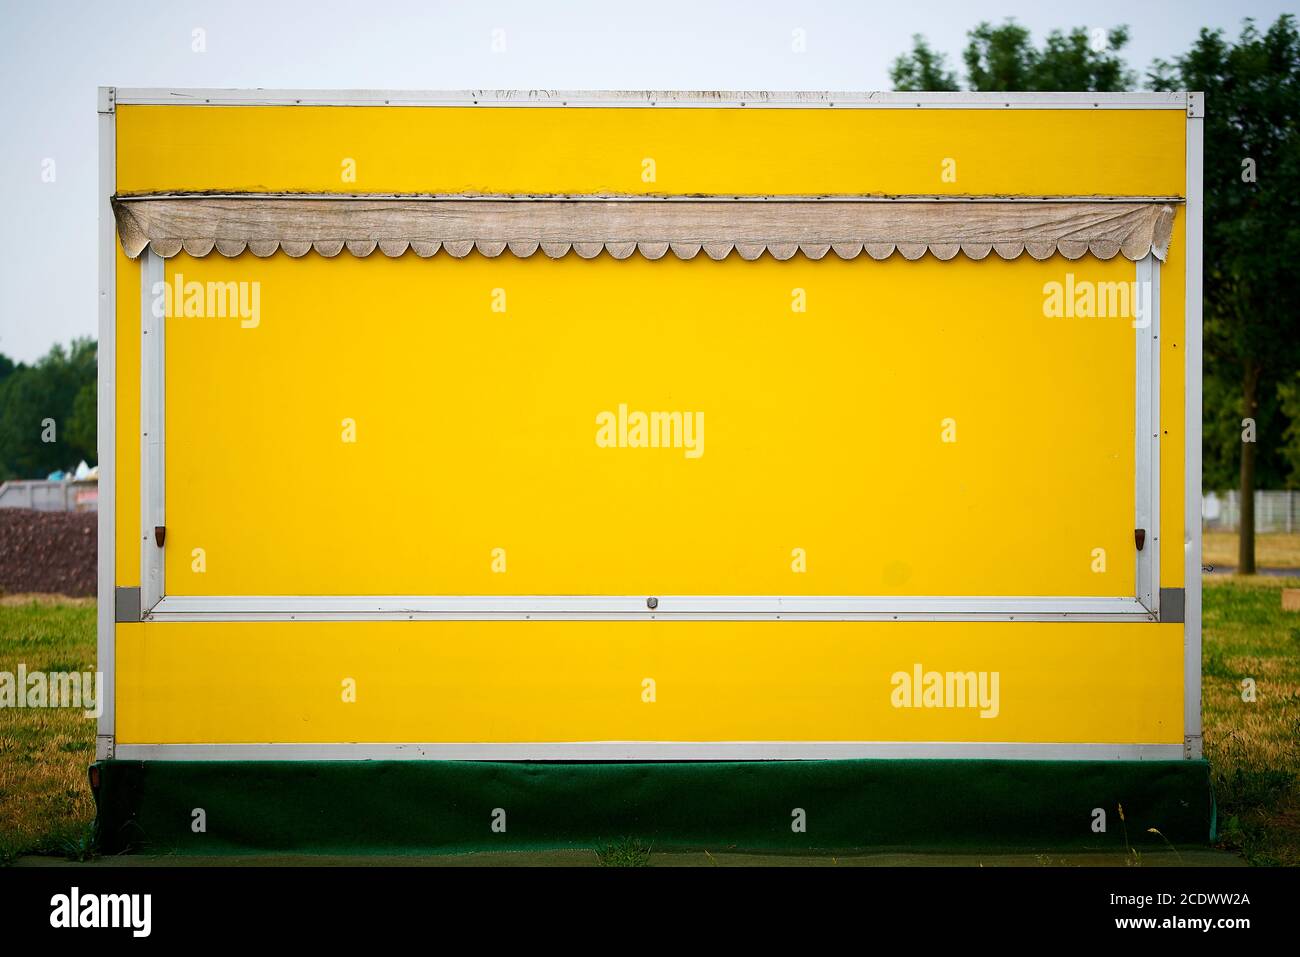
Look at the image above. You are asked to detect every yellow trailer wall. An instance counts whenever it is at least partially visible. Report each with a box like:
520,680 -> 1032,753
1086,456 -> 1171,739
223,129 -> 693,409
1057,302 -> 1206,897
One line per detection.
112,104 -> 1188,746
115,620 -> 1183,745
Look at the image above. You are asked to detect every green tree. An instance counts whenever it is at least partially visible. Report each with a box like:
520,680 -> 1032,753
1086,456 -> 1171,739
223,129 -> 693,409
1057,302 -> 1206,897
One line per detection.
963,20 -> 1037,91
1031,26 -> 1135,91
1151,16 -> 1300,572
1202,371 -> 1290,492
0,339 -> 97,480
891,35 -> 959,92
892,21 -> 1135,92
965,22 -> 1134,92
1280,371 -> 1300,487
66,381 -> 98,465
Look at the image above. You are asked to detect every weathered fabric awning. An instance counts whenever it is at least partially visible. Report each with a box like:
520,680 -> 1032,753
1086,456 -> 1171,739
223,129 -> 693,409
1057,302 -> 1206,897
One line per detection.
112,195 -> 1176,263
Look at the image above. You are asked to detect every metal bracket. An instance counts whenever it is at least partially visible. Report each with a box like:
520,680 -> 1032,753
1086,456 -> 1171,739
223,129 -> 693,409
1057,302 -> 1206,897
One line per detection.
98,86 -> 116,114
95,734 -> 116,761
1159,587 -> 1185,623
114,586 -> 142,623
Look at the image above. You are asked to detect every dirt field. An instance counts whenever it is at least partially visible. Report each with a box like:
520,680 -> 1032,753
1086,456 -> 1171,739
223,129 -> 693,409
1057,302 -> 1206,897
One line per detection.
0,509 -> 96,598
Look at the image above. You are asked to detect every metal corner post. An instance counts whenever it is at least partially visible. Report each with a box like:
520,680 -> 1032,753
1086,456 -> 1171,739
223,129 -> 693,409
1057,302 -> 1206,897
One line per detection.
96,87 -> 117,759
1184,92 -> 1205,759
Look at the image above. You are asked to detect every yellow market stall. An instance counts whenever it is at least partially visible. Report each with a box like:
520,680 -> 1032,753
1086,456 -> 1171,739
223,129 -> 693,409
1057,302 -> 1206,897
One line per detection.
93,88 -> 1210,853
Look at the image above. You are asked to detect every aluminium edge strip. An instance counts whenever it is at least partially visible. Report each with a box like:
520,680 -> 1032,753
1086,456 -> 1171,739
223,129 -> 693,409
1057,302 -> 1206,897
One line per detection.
111,89 -> 1194,110
112,193 -> 1190,203
111,742 -> 1188,761
95,92 -> 116,759
135,259 -> 1162,622
136,264 -> 1163,622
1184,95 -> 1205,759
1134,255 -> 1161,615
139,250 -> 165,613
145,595 -> 1156,623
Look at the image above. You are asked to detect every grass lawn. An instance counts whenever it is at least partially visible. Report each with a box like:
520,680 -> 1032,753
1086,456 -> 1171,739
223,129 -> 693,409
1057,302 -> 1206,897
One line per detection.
0,596 -> 97,863
1204,531 -> 1300,569
1,580 -> 1298,865
1202,574 -> 1300,865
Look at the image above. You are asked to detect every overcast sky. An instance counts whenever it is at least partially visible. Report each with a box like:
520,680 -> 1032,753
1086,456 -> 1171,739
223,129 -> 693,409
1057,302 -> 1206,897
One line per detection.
0,0 -> 1295,363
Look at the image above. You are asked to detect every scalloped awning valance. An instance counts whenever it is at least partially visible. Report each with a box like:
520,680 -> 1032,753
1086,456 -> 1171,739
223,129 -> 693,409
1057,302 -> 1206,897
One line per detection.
112,195 -> 1177,263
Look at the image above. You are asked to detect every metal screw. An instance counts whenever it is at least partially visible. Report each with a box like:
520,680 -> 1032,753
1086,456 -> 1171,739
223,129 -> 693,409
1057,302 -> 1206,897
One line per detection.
646,596 -> 658,610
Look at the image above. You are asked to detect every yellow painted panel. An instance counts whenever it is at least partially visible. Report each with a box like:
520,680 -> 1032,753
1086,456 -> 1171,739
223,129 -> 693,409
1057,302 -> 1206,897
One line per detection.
117,106 -> 1186,197
1160,215 -> 1187,589
162,251 -> 1138,597
114,619 -> 1183,744
115,248 -> 140,587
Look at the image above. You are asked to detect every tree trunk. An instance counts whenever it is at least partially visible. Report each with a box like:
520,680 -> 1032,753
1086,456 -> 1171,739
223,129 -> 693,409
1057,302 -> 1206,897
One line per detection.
1238,363 -> 1260,576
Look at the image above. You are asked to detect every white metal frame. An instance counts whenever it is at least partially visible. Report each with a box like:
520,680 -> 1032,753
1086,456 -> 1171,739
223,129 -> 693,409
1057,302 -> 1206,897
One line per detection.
112,742 -> 1184,762
1135,254 -> 1162,615
145,594 -> 1154,622
97,88 -> 1202,763
140,250 -> 165,611
1184,93 -> 1205,759
119,192 -> 1184,204
95,88 -> 116,760
135,253 -> 1162,623
114,89 -> 1190,110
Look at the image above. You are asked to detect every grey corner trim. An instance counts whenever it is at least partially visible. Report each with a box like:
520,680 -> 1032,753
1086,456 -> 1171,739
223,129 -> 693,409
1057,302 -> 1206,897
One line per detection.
98,86 -> 116,114
1159,587 -> 1185,623
114,586 -> 141,622
95,734 -> 115,761
1186,92 -> 1205,118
